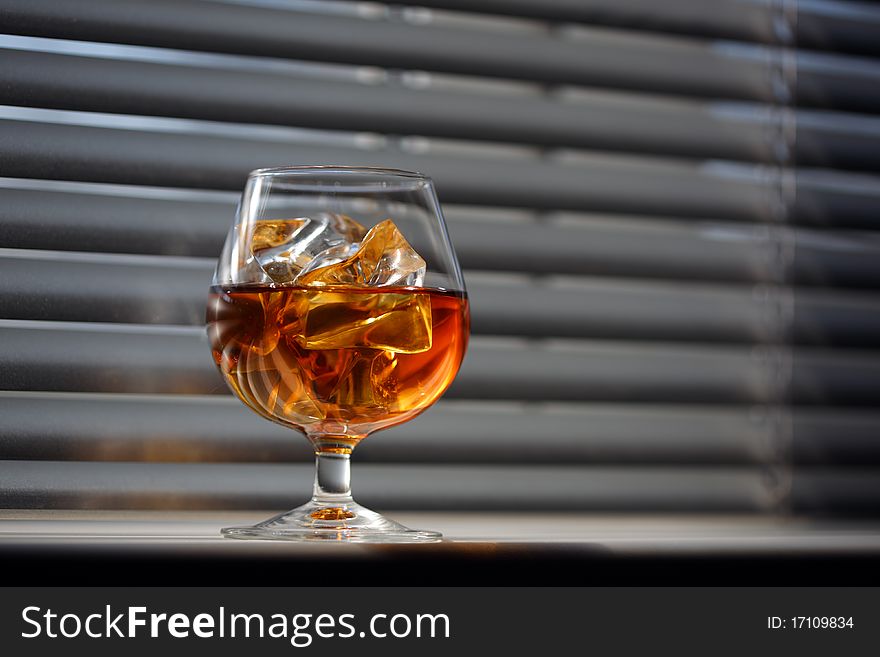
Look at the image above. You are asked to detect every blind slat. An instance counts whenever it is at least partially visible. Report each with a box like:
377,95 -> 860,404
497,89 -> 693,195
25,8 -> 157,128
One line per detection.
0,460 -> 774,511
2,47 -> 878,170
0,394 -> 770,465
2,460 -> 878,514
0,181 -> 232,256
410,0 -> 880,57
407,0 -> 779,43
1,392 -> 877,465
3,249 -> 880,346
4,115 -> 880,224
0,395 -> 773,465
0,321 -> 878,405
3,181 -> 879,284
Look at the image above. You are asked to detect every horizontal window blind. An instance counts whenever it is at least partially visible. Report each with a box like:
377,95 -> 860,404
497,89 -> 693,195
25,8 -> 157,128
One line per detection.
0,0 -> 878,514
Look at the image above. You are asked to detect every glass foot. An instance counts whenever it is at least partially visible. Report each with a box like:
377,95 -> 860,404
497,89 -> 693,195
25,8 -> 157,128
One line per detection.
222,500 -> 442,543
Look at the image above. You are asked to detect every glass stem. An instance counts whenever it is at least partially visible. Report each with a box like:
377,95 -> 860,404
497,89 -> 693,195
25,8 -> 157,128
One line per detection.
312,451 -> 353,506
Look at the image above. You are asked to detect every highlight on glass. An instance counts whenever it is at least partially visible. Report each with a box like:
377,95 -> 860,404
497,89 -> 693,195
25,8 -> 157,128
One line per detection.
206,166 -> 469,541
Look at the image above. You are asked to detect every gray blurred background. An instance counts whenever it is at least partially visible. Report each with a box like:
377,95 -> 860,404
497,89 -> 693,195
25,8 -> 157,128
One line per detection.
0,0 -> 879,516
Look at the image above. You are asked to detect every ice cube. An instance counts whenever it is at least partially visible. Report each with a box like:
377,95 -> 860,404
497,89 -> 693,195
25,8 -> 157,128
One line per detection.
295,219 -> 426,288
251,213 -> 367,284
251,218 -> 308,251
296,241 -> 361,279
304,348 -> 377,409
294,289 -> 432,354
289,345 -> 398,411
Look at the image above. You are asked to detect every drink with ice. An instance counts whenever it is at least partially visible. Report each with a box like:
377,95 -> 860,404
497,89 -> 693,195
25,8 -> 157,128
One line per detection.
207,215 -> 469,452
208,167 -> 467,541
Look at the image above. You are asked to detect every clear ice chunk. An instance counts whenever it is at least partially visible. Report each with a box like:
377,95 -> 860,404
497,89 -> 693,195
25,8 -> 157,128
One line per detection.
294,290 -> 432,354
297,241 -> 361,279
255,217 -> 433,354
295,219 -> 426,288
251,213 -> 367,284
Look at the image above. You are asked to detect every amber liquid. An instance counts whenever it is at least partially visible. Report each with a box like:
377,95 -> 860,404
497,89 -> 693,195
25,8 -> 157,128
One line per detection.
207,285 -> 469,445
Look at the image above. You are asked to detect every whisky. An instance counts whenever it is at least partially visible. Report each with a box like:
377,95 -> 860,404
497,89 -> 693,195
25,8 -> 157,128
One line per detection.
207,285 -> 469,446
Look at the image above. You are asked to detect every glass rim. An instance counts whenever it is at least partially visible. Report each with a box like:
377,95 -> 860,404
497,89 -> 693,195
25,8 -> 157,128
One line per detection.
247,165 -> 431,188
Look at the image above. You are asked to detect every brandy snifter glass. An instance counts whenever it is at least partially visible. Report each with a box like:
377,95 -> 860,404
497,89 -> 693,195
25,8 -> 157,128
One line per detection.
206,166 -> 469,541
